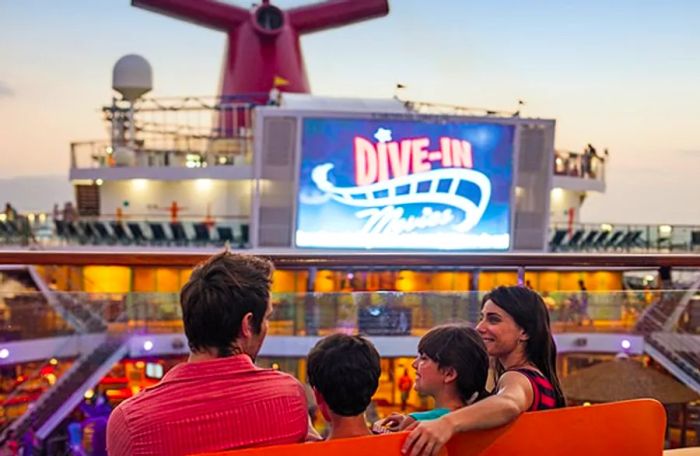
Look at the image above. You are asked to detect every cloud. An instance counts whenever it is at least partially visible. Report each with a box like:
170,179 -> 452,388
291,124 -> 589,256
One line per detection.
0,81 -> 14,97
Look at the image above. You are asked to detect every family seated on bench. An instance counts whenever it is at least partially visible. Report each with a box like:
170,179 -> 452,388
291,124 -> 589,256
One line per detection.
106,252 -> 564,456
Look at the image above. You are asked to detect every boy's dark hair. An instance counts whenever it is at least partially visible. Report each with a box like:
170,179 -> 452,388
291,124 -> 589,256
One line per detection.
307,334 -> 381,417
180,251 -> 273,357
418,324 -> 489,403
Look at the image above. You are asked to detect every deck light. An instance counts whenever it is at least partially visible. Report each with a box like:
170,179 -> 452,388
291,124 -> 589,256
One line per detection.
132,179 -> 147,190
195,179 -> 213,191
143,340 -> 154,351
0,348 -> 9,359
621,339 -> 631,350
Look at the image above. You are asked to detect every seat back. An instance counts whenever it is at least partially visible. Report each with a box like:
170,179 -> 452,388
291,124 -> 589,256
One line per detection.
548,229 -> 567,251
149,223 -> 167,242
193,223 -> 211,241
604,230 -> 624,248
110,222 -> 130,241
170,222 -> 188,243
217,226 -> 235,243
127,222 -> 146,241
199,400 -> 665,456
566,229 -> 585,248
592,230 -> 610,248
93,221 -> 111,239
81,221 -> 96,239
240,224 -> 250,245
692,231 -> 700,246
579,229 -> 599,248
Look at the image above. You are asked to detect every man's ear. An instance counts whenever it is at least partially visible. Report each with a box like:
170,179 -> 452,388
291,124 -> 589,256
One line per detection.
240,312 -> 254,339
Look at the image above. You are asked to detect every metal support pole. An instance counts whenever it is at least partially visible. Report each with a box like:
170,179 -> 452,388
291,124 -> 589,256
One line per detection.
681,403 -> 687,447
305,267 -> 318,336
469,269 -> 481,323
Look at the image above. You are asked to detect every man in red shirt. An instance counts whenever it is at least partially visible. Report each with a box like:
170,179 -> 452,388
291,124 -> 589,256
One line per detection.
107,252 -> 310,455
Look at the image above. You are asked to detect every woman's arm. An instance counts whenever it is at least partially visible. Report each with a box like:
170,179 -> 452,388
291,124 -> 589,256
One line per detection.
401,371 -> 534,456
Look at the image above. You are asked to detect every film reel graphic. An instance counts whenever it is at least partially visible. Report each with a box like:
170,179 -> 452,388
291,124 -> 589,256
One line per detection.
311,163 -> 491,233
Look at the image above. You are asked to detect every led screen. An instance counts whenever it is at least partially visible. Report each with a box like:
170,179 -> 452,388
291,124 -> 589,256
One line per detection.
296,118 -> 514,250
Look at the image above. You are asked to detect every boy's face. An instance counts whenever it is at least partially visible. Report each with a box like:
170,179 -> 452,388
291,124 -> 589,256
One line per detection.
411,353 -> 444,396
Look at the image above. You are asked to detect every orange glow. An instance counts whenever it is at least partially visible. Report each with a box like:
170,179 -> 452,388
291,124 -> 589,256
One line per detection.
83,266 -> 131,293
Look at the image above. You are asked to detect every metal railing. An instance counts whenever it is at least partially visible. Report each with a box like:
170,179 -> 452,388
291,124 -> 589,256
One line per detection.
70,96 -> 257,171
554,149 -> 607,184
549,223 -> 700,253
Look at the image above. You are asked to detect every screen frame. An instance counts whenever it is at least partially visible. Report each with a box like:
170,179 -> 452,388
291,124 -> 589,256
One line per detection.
291,111 -> 523,252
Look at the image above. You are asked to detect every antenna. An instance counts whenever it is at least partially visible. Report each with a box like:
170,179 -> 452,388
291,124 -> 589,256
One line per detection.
112,54 -> 152,102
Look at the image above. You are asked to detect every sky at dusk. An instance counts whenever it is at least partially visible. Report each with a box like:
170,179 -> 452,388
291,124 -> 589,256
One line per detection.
1,0 -> 699,224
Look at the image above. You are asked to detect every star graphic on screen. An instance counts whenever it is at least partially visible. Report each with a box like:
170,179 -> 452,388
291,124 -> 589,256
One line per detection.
373,128 -> 392,143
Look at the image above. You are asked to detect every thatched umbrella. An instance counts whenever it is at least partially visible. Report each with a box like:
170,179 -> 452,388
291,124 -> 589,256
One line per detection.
562,355 -> 699,446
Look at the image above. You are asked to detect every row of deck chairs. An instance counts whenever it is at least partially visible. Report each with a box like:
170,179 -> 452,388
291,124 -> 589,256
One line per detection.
0,220 -> 21,240
0,219 -> 34,244
54,220 -> 249,247
549,229 -> 645,252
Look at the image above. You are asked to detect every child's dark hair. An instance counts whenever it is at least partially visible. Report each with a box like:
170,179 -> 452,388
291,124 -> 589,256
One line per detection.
417,324 -> 489,403
307,333 -> 381,417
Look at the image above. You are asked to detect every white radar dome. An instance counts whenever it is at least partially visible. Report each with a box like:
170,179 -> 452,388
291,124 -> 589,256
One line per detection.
113,55 -> 153,101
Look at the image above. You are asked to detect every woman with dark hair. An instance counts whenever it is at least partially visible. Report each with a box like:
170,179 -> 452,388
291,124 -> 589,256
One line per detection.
401,286 -> 565,456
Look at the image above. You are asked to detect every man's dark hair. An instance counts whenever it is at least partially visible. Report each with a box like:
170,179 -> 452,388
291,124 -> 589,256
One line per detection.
180,251 -> 273,357
307,334 -> 381,417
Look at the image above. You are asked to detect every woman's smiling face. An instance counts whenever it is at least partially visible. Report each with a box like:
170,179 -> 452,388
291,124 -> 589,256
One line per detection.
476,299 -> 525,358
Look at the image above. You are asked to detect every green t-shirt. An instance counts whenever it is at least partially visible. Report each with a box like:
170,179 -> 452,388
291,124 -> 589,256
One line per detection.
408,408 -> 451,421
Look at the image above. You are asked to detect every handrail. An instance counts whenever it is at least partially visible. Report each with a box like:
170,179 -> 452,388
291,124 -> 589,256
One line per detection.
1,250 -> 700,268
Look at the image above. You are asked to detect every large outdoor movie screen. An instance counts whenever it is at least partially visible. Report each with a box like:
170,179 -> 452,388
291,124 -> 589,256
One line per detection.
295,118 -> 514,250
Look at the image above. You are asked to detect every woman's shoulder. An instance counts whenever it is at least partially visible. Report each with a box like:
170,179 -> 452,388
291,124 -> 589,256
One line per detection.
505,366 -> 546,379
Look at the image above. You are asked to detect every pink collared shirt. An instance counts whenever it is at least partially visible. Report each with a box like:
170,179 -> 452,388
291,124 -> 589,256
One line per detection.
107,354 -> 308,455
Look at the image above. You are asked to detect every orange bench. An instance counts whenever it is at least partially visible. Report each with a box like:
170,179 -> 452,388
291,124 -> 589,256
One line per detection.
200,399 -> 666,456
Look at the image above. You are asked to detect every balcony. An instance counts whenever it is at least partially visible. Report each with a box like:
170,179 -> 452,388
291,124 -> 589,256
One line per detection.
553,149 -> 607,193
69,96 -> 255,182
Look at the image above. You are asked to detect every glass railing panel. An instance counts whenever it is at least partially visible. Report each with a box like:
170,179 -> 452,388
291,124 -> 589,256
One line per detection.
0,292 -> 75,340
266,290 -> 682,337
0,288 -> 694,339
